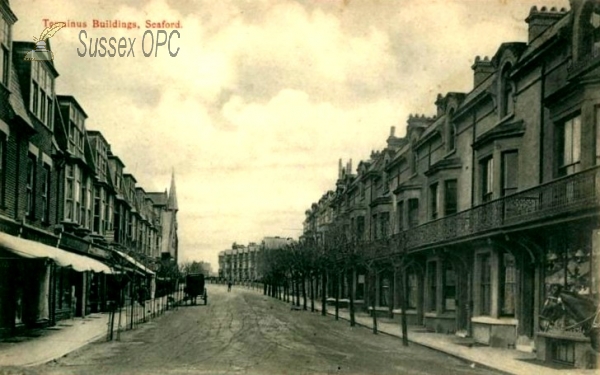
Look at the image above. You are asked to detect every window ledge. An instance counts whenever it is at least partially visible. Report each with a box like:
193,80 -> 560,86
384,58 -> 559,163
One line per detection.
392,309 -> 417,315
471,316 -> 517,325
444,149 -> 457,159
537,331 -> 589,342
425,312 -> 456,319
495,113 -> 515,127
367,306 -> 391,312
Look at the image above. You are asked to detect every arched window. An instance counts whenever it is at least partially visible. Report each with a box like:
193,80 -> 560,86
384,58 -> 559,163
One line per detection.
447,108 -> 456,152
582,3 -> 600,55
500,63 -> 514,119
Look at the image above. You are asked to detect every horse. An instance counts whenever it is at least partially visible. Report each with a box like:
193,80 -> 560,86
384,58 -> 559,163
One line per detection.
540,284 -> 599,352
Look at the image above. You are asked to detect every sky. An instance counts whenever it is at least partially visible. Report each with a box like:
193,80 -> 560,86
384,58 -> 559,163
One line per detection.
11,0 -> 569,271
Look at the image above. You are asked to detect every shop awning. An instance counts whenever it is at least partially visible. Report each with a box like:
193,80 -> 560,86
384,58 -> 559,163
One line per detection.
113,250 -> 155,276
0,231 -> 113,274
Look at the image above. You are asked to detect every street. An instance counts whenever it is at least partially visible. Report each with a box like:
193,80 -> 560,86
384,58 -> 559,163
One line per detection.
27,285 -> 498,375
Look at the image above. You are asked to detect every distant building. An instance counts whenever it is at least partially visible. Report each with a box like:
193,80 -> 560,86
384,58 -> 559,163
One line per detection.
218,237 -> 294,283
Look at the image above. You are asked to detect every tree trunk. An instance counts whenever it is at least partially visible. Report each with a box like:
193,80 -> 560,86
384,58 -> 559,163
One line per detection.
302,274 -> 307,310
263,282 -> 267,295
349,267 -> 356,327
295,276 -> 301,307
321,271 -> 327,316
389,270 -> 394,319
400,269 -> 409,346
310,275 -> 315,312
335,271 -> 340,321
371,270 -> 378,334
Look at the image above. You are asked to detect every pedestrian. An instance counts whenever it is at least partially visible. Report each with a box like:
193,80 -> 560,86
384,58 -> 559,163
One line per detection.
228,281 -> 232,292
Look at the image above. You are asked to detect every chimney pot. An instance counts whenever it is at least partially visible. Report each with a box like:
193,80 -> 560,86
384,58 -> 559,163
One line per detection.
526,5 -> 565,43
390,126 -> 396,137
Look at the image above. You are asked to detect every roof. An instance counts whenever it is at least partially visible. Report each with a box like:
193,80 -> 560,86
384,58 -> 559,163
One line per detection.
57,95 -> 89,118
168,170 -> 178,211
147,192 -> 168,206
7,64 -> 33,130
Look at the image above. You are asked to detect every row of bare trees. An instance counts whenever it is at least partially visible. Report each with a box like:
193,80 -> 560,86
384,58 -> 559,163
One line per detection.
257,223 -> 411,346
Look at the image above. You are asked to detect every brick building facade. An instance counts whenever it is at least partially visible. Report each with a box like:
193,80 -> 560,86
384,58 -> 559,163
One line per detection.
0,1 -> 179,337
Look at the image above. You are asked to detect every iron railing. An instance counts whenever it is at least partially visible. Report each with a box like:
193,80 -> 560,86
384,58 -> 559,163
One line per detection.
405,166 -> 600,251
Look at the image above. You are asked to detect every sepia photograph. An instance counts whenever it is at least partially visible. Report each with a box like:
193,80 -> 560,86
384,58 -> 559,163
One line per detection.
0,0 -> 598,374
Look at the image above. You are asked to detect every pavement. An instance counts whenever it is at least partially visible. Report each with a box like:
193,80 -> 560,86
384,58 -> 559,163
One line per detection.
0,284 -> 597,375
288,292 -> 599,375
0,313 -> 110,368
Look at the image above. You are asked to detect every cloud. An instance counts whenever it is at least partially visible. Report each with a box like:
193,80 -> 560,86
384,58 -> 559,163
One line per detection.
11,0 -> 569,268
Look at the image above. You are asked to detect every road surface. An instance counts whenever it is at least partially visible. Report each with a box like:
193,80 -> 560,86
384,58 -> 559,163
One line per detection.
28,285 -> 499,375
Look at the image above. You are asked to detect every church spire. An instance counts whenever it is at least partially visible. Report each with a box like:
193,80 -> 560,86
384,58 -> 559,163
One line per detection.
167,169 -> 178,211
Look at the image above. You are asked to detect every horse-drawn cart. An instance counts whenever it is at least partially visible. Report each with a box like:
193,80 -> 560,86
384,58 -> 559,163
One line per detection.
184,273 -> 207,305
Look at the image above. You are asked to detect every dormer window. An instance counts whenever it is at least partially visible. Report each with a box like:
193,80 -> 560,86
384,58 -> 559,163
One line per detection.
446,109 -> 457,152
499,63 -> 514,119
410,149 -> 418,175
0,16 -> 9,85
69,109 -> 84,152
583,3 -> 600,55
30,63 -> 54,129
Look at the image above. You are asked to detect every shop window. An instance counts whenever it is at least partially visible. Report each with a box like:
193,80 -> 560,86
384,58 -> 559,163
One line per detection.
557,114 -> 581,177
500,252 -> 517,316
480,157 -> 494,203
429,183 -> 439,220
427,261 -> 437,312
443,262 -> 456,311
478,253 -> 492,316
501,151 -> 519,196
444,179 -> 458,215
408,198 -> 419,228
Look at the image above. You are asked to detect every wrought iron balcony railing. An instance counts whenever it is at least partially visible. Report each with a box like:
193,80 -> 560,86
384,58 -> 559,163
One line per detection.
405,166 -> 600,251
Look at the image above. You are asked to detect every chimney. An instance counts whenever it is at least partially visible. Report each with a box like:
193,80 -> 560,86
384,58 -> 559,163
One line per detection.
347,159 -> 353,175
525,6 -> 567,43
471,56 -> 494,88
338,158 -> 342,179
435,93 -> 445,117
390,126 -> 396,137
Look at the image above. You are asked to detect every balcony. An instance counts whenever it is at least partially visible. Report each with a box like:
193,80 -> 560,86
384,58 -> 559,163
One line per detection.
405,166 -> 600,252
